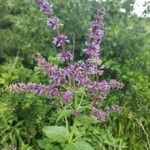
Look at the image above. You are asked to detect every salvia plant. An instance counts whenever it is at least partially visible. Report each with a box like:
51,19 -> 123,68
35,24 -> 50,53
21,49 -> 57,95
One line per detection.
8,0 -> 125,148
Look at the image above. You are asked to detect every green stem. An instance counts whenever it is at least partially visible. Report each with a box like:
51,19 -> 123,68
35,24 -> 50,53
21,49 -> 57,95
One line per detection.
139,122 -> 150,149
65,117 -> 68,132
78,92 -> 84,108
74,94 -> 77,108
68,118 -> 77,143
68,90 -> 85,143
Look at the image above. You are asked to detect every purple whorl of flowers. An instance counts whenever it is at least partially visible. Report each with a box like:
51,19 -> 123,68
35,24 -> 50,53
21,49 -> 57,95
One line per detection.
8,1 -> 125,122
61,91 -> 73,105
92,108 -> 107,121
53,34 -> 70,47
47,17 -> 63,30
58,51 -> 73,62
92,104 -> 122,121
83,42 -> 100,58
36,0 -> 53,16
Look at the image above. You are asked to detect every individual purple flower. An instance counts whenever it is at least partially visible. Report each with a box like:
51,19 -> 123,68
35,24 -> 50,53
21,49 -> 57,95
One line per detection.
99,90 -> 109,100
85,61 -> 98,74
86,80 -> 110,91
36,0 -> 43,5
53,34 -> 70,47
98,80 -> 110,91
86,81 -> 97,90
89,29 -> 104,42
58,50 -> 73,62
109,79 -> 124,89
61,91 -> 73,105
95,8 -> 106,20
33,54 -> 53,78
39,1 -> 53,16
91,21 -> 104,33
63,62 -> 84,77
62,61 -> 90,86
75,73 -> 88,85
86,80 -> 110,100
111,105 -> 122,112
92,107 -> 107,122
47,17 -> 63,30
92,104 -> 122,122
50,67 -> 64,85
85,60 -> 103,75
47,85 -> 59,97
83,42 -> 100,58
104,105 -> 122,114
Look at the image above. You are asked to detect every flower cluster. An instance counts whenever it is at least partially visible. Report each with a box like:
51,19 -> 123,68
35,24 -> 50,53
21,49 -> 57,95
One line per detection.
33,54 -> 64,86
92,104 -> 122,121
36,0 -> 53,16
61,91 -> 73,105
58,51 -> 73,62
83,42 -> 100,58
47,17 -> 63,30
53,34 -> 70,47
8,1 -> 124,122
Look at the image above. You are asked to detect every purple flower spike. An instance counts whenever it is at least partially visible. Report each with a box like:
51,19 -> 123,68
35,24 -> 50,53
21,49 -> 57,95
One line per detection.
86,80 -> 110,91
58,50 -> 73,62
83,8 -> 105,59
53,34 -> 70,47
47,17 -> 63,30
104,105 -> 122,114
61,91 -> 73,105
8,83 -> 58,98
109,79 -> 124,89
110,105 -> 122,112
33,54 -> 53,78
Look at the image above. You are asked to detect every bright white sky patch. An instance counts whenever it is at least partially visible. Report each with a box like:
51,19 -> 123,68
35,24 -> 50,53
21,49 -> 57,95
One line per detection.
133,0 -> 150,17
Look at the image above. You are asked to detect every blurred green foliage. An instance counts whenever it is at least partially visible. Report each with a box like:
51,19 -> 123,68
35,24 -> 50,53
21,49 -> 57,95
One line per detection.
0,0 -> 150,149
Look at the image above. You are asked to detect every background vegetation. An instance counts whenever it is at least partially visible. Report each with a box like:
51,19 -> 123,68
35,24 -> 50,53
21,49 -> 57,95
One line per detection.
0,0 -> 150,149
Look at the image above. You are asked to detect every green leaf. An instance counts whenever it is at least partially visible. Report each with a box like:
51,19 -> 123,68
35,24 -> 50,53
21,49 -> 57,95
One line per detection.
56,109 -> 72,122
74,139 -> 94,150
42,126 -> 68,142
38,138 -> 53,150
64,139 -> 94,150
64,144 -> 77,150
